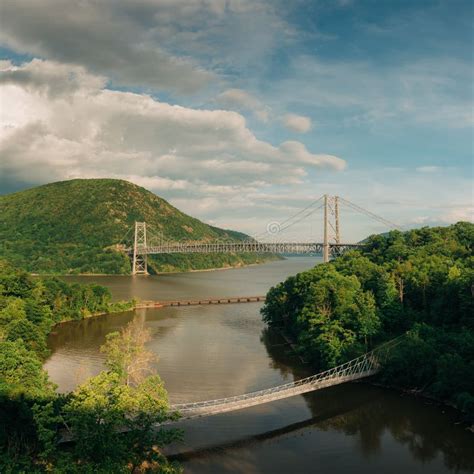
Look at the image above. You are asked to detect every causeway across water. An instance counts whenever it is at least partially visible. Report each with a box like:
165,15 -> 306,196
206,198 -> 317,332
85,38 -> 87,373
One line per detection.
136,295 -> 266,308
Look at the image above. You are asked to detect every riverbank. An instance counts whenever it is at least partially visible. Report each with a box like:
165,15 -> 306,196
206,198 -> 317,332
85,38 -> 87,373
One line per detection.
155,259 -> 282,275
54,294 -> 472,431
275,324 -> 473,428
50,295 -> 269,328
43,268 -> 474,474
50,299 -> 137,328
31,254 -> 284,277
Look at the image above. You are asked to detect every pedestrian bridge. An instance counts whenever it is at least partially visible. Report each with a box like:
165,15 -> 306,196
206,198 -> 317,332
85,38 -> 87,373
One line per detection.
170,337 -> 402,420
58,337 -> 403,443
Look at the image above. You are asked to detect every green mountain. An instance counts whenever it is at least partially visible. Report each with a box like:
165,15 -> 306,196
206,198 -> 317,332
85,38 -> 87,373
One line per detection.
0,179 -> 273,274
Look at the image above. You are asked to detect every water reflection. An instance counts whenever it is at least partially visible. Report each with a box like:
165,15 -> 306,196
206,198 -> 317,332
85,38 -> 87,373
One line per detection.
44,259 -> 473,473
310,392 -> 474,472
259,327 -> 474,473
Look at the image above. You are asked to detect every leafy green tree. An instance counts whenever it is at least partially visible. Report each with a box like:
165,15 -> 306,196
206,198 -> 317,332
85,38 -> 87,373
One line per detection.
101,319 -> 155,387
264,265 -> 380,368
262,222 -> 474,418
0,264 -> 34,298
0,260 -> 171,471
64,320 -> 182,472
5,319 -> 49,357
0,297 -> 26,326
0,341 -> 54,398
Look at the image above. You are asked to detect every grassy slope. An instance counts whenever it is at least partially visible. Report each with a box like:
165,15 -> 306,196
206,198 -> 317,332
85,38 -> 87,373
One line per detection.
0,179 -> 276,274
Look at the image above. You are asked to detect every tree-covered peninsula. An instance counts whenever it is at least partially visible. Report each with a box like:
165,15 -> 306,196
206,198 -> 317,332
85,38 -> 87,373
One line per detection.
0,260 -> 180,472
0,179 -> 276,275
262,222 -> 474,419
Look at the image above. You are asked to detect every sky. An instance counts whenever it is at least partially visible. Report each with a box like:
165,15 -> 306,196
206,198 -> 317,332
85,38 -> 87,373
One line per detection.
0,0 -> 473,241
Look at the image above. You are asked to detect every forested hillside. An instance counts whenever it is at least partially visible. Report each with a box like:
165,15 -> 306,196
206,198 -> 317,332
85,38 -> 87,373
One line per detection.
0,179 -> 272,274
262,222 -> 474,419
0,260 -> 180,472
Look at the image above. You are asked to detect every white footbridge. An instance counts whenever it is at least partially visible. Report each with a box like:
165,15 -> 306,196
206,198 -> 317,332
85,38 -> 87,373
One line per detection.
58,338 -> 403,443
170,337 -> 402,420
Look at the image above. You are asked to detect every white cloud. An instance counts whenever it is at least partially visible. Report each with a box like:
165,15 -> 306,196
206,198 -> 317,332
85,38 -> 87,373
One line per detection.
282,113 -> 312,133
439,208 -> 474,224
272,56 -> 474,129
0,0 -> 295,96
0,59 -> 345,202
0,59 -> 106,100
403,208 -> 474,229
0,0 -> 216,94
216,88 -> 270,122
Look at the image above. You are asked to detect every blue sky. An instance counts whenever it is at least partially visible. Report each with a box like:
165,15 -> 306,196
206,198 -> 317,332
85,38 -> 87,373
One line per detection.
0,0 -> 472,240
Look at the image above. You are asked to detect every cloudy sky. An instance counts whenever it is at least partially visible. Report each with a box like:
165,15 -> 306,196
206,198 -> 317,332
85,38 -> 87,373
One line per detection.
0,0 -> 472,241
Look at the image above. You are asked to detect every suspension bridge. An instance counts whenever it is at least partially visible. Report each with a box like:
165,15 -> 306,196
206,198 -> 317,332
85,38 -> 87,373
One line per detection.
122,194 -> 400,274
58,338 -> 402,443
169,337 -> 402,420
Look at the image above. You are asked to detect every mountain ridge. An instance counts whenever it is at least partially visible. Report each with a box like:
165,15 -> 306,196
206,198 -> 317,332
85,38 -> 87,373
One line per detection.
0,178 -> 274,274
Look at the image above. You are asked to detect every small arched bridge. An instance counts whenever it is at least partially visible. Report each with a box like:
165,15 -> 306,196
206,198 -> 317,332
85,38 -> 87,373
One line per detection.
170,337 -> 402,420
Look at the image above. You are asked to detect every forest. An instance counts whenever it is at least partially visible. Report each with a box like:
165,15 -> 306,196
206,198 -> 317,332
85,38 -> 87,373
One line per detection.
2,221 -> 473,471
0,179 -> 274,274
262,222 -> 474,420
0,260 -> 180,473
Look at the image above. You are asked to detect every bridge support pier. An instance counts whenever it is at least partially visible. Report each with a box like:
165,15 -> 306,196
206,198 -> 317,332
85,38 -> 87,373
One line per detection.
323,194 -> 341,263
132,222 -> 148,275
323,195 -> 329,263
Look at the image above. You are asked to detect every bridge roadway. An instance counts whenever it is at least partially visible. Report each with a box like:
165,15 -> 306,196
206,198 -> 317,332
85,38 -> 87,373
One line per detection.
169,342 -> 398,420
135,241 -> 361,255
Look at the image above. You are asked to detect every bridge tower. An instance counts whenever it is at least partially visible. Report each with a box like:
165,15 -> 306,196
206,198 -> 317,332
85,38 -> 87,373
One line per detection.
323,195 -> 341,263
132,222 -> 148,275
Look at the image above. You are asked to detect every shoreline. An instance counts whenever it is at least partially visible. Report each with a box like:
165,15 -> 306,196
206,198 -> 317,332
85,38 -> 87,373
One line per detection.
368,381 -> 474,432
273,326 -> 473,430
50,301 -> 137,328
45,265 -> 472,432
51,295 -> 268,328
32,255 -> 285,277
49,308 -> 473,433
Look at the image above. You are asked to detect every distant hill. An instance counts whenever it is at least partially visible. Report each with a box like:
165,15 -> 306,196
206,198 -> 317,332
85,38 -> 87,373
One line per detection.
0,179 -> 274,274
359,231 -> 391,244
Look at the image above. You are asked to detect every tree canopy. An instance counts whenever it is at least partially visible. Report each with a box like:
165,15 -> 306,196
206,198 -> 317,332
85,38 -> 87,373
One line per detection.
0,260 -> 179,472
0,178 -> 274,274
262,222 -> 474,419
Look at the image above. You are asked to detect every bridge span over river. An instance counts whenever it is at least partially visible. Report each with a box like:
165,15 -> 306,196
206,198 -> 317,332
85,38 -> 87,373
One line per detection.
59,337 -> 403,443
170,337 -> 403,420
122,194 -> 401,274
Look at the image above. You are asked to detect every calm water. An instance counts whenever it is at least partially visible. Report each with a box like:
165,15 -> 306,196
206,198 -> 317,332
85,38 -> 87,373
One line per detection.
44,258 -> 474,473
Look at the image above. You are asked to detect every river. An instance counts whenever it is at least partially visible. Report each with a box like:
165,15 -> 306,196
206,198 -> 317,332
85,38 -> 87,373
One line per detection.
44,257 -> 474,473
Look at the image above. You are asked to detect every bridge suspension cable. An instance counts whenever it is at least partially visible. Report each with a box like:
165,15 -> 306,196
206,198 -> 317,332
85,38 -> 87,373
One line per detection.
253,195 -> 324,240
170,335 -> 405,419
258,202 -> 325,240
117,226 -> 134,247
338,197 -> 401,230
128,194 -> 403,273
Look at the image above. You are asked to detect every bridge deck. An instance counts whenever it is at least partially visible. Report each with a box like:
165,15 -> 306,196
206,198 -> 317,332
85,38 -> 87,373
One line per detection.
169,337 -> 403,419
137,296 -> 266,308
172,369 -> 378,419
58,337 -> 403,442
168,342 -> 400,420
129,241 -> 361,255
